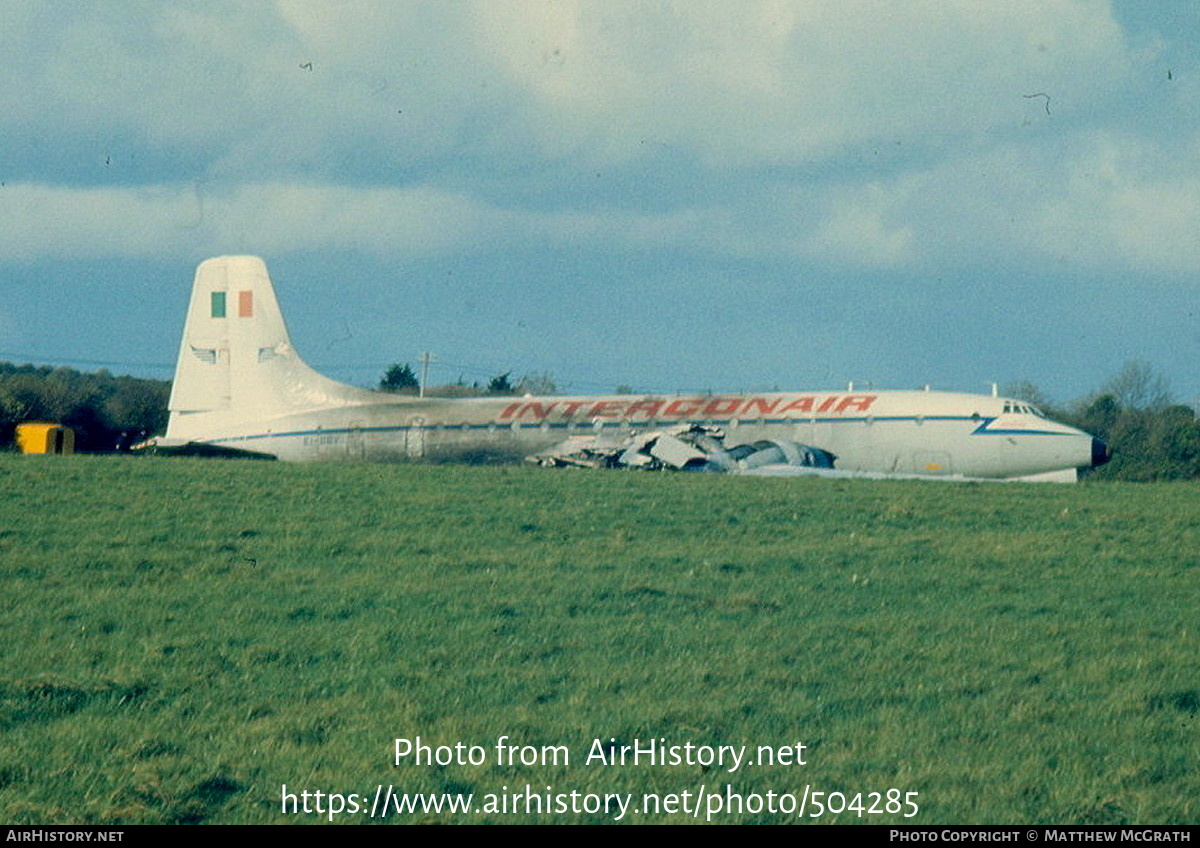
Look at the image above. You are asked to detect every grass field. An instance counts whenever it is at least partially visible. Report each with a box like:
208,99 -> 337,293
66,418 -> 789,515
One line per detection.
1,455 -> 1197,824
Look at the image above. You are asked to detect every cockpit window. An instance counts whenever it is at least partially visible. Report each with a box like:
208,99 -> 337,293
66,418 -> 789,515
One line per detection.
1003,400 -> 1045,417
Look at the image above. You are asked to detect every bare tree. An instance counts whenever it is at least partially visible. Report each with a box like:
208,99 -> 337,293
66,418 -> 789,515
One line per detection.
515,372 -> 558,395
1002,380 -> 1053,410
1101,359 -> 1172,411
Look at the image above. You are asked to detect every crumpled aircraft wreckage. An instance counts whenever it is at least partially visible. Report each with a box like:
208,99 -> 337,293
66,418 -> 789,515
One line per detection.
528,424 -> 836,473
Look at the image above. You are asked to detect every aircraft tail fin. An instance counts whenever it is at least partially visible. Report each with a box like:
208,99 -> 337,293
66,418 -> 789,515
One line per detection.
167,256 -> 371,438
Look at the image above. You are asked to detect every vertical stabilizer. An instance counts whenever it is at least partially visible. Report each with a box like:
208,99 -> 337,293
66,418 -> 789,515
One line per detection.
167,256 -> 373,440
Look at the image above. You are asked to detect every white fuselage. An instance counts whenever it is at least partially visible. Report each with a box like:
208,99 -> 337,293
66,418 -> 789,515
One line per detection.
168,388 -> 1102,478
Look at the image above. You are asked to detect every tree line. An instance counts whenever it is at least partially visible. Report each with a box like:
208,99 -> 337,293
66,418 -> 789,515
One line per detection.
1006,361 -> 1200,482
0,362 -> 171,452
379,362 -> 557,397
2,358 -> 1197,481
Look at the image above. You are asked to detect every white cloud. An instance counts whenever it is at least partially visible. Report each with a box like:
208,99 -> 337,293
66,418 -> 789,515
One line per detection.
2,1 -> 1135,176
0,184 -> 191,262
804,184 -> 915,266
469,0 -> 1132,166
0,182 -> 510,261
9,0 -> 1199,280
1027,133 -> 1200,274
9,128 -> 1200,277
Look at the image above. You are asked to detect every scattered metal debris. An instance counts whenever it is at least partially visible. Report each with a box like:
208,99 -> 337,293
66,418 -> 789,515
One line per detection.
528,424 -> 836,473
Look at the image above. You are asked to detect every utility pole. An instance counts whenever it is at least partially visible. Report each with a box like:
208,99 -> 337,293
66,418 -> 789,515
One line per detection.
419,352 -> 433,398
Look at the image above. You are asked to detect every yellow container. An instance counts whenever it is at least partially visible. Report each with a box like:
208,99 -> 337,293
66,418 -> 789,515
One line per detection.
15,423 -> 75,455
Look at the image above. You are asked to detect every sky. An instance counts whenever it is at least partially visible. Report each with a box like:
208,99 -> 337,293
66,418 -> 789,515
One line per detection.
2,1 -> 1198,406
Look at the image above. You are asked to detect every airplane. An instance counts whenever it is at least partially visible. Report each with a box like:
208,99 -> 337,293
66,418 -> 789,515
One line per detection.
154,255 -> 1111,481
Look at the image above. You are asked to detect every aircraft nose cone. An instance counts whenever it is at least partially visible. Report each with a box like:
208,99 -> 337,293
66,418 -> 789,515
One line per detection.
1091,438 -> 1112,468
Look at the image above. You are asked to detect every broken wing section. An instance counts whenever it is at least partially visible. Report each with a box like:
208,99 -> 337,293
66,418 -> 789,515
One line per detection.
528,424 -> 836,473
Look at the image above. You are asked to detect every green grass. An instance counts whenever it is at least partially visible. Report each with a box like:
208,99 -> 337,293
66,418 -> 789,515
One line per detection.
1,456 -> 1197,824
